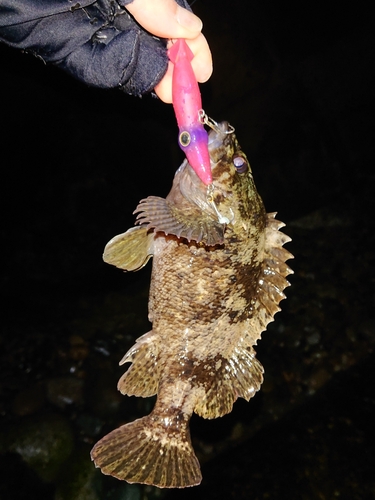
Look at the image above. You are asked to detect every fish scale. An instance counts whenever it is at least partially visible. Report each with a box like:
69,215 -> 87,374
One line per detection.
91,121 -> 293,488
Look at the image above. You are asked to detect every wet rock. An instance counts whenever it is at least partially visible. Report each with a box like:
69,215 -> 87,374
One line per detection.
107,483 -> 142,500
0,451 -> 55,500
54,445 -> 159,500
308,368 -> 331,393
75,413 -> 104,438
7,413 -> 74,482
86,371 -> 123,419
306,330 -> 321,346
55,445 -> 102,500
46,377 -> 84,409
11,383 -> 45,417
68,335 -> 89,362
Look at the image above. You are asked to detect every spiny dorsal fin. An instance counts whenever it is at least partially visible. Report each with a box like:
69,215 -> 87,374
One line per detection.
245,212 -> 293,342
133,196 -> 225,246
194,213 -> 293,419
103,225 -> 154,271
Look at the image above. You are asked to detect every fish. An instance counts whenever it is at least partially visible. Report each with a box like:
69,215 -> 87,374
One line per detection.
168,38 -> 212,185
91,121 -> 293,488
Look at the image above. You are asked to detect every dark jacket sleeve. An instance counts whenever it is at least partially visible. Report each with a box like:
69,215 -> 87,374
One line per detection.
0,0 -> 191,95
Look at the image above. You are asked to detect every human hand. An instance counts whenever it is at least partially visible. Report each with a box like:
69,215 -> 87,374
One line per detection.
125,0 -> 212,103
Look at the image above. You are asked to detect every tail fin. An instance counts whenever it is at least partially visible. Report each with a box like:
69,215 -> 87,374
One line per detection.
91,414 -> 201,488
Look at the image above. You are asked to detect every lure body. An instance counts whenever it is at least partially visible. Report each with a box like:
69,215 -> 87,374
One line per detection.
168,39 -> 212,185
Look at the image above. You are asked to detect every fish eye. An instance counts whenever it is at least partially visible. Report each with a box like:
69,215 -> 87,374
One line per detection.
233,155 -> 248,174
179,131 -> 191,147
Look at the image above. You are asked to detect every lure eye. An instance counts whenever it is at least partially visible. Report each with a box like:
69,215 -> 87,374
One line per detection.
179,131 -> 191,147
233,155 -> 248,174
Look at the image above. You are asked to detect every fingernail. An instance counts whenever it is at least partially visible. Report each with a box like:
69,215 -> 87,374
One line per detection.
176,6 -> 203,32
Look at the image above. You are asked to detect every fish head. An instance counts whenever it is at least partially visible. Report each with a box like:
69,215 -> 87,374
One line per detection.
208,121 -> 252,189
170,121 -> 264,231
206,120 -> 264,226
133,121 -> 265,247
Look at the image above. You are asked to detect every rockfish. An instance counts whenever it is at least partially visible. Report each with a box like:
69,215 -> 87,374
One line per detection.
91,121 -> 293,488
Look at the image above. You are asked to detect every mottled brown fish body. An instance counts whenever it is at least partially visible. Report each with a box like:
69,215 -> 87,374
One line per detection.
91,122 -> 293,488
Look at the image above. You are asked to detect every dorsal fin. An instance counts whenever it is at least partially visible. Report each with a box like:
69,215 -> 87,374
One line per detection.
240,212 -> 293,345
194,212 -> 293,419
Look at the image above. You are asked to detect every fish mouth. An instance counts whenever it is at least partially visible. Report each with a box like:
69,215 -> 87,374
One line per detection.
208,121 -> 231,144
207,121 -> 235,163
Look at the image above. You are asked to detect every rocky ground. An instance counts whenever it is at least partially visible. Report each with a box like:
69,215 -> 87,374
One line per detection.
1,1 -> 374,499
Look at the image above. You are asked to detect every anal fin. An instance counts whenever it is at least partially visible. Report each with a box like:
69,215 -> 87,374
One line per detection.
118,331 -> 161,398
194,346 -> 264,419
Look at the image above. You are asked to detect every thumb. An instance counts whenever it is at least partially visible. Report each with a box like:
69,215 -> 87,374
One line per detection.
125,0 -> 203,40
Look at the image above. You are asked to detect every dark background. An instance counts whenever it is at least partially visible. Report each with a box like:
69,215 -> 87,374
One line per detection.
0,1 -> 374,499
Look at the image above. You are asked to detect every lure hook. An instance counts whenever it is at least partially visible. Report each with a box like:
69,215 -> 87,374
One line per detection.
199,110 -> 235,134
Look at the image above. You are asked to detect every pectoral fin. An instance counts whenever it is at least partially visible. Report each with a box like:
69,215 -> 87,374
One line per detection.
134,196 -> 225,246
103,226 -> 154,271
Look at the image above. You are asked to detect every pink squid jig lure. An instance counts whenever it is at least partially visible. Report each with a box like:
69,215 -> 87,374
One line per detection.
168,39 -> 212,185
